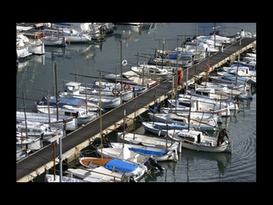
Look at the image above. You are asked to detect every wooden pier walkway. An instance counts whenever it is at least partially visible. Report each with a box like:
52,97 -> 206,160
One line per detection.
16,37 -> 256,182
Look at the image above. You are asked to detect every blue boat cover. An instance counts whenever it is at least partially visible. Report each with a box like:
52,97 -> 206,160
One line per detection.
104,159 -> 138,173
48,97 -> 85,106
165,53 -> 178,60
128,147 -> 166,156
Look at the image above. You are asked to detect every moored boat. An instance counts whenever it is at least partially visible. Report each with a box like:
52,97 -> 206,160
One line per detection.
110,142 -> 178,162
166,129 -> 231,153
79,157 -> 147,181
116,132 -> 182,153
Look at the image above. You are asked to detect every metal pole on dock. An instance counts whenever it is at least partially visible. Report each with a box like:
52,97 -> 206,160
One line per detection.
54,61 -> 59,121
120,41 -> 123,90
22,92 -> 28,150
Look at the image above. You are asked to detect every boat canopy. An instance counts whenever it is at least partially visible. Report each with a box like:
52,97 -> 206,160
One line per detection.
104,159 -> 138,173
128,147 -> 166,156
49,97 -> 85,106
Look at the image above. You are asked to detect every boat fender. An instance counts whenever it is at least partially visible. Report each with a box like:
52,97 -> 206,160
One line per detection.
146,157 -> 164,171
112,88 -> 120,96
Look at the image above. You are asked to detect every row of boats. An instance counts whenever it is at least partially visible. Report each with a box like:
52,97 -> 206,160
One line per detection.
46,50 -> 255,182
16,24 -> 256,182
16,23 -> 115,59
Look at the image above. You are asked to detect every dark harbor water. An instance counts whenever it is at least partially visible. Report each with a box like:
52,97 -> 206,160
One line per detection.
16,23 -> 256,182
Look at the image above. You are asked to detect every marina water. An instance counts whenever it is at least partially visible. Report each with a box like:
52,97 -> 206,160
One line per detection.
16,23 -> 256,182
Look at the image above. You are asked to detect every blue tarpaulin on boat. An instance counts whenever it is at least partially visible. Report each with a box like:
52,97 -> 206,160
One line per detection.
128,147 -> 166,156
165,53 -> 179,60
48,97 -> 85,106
104,159 -> 138,173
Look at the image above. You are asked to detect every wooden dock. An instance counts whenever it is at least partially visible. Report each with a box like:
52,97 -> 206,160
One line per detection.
16,37 -> 256,182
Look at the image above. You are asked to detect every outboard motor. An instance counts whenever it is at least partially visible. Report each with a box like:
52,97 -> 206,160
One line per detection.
145,157 -> 164,172
42,96 -> 48,101
129,175 -> 136,183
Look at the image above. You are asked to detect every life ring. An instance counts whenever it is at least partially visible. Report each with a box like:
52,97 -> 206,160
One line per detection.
123,83 -> 131,91
112,88 -> 120,96
122,60 -> 128,66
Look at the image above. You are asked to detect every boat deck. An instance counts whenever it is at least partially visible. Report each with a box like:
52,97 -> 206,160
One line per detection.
16,37 -> 256,182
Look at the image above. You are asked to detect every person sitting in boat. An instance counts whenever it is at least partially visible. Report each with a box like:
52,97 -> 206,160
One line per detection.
217,128 -> 229,146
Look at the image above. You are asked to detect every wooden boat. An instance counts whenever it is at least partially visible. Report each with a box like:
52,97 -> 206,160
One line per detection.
168,97 -> 230,117
62,81 -> 134,103
35,104 -> 98,125
166,129 -> 231,153
160,107 -> 222,124
110,142 -> 178,162
16,120 -> 59,140
79,157 -> 147,181
148,112 -> 217,130
116,132 -> 182,153
59,82 -> 123,109
142,121 -> 190,136
94,81 -> 147,96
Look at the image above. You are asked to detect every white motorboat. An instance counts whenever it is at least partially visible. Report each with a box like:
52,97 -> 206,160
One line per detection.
110,142 -> 178,162
131,64 -> 173,80
166,129 -> 231,153
160,107 -> 222,124
116,132 -> 182,153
